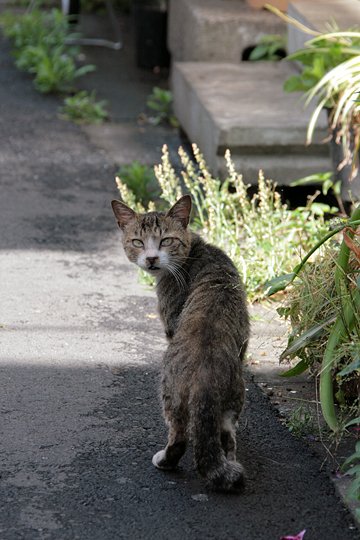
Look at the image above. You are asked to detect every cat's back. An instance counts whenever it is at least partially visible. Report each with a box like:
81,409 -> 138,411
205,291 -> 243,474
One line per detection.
187,233 -> 247,306
187,233 -> 241,285
178,234 -> 249,355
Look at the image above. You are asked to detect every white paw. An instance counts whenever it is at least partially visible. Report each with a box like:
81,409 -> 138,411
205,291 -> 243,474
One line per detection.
152,449 -> 169,470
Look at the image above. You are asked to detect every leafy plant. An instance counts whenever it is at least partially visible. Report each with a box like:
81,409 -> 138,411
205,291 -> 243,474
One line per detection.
283,32 -> 360,94
304,45 -> 360,177
267,5 -> 360,181
290,171 -> 345,215
266,5 -> 358,93
0,9 -> 70,51
116,161 -> 161,208
0,9 -> 95,93
60,90 -> 108,124
146,86 -> 179,127
116,144 -> 332,300
248,34 -> 286,61
285,406 -> 315,438
265,204 -> 360,434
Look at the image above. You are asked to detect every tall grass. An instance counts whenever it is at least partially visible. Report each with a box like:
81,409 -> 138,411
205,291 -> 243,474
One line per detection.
116,144 -> 331,300
267,203 -> 360,439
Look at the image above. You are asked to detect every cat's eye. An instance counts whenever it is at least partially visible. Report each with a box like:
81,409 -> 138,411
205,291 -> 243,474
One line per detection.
160,237 -> 174,247
132,239 -> 144,248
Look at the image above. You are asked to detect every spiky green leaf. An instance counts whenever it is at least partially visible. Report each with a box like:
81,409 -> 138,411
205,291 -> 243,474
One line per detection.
280,315 -> 337,360
264,272 -> 296,296
280,358 -> 308,377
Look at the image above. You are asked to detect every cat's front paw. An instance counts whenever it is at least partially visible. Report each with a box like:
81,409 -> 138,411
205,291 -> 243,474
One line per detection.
152,449 -> 176,470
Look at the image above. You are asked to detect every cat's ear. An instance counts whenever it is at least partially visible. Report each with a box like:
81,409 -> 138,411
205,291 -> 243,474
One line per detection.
111,199 -> 136,230
166,195 -> 192,228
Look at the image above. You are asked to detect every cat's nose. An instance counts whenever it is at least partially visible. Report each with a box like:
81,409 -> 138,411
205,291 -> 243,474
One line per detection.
146,256 -> 159,266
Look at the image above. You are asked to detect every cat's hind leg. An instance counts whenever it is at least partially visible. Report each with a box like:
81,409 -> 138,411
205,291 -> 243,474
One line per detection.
221,410 -> 238,461
152,420 -> 187,471
191,391 -> 245,491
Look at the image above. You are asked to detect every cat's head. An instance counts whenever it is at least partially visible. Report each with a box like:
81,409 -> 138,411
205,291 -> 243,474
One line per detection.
111,195 -> 192,276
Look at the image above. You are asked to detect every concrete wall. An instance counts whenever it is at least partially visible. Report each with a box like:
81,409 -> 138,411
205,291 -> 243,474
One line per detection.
168,0 -> 286,63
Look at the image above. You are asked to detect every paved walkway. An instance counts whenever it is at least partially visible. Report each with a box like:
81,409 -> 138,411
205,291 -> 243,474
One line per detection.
0,18 -> 358,540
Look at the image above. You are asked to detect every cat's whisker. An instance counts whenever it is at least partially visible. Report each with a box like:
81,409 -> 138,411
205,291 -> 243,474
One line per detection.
167,262 -> 188,291
170,259 -> 191,279
170,261 -> 188,287
167,266 -> 179,288
175,270 -> 187,291
173,264 -> 191,279
165,263 -> 182,290
167,263 -> 187,291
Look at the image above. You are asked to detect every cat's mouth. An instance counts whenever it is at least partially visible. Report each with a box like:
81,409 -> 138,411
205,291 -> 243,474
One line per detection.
148,265 -> 160,271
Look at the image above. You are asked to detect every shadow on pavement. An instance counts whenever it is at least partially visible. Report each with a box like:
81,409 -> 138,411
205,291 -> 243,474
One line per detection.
0,360 -> 358,540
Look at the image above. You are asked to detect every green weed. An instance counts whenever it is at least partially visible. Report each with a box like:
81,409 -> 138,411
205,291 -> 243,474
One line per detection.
283,28 -> 360,95
0,9 -> 95,93
60,90 -> 108,124
116,162 -> 161,209
146,86 -> 179,128
267,205 -> 360,435
270,6 -> 360,175
285,406 -> 315,438
248,34 -> 286,61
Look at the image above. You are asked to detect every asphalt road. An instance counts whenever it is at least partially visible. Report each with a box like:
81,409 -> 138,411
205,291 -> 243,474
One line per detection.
0,37 -> 358,540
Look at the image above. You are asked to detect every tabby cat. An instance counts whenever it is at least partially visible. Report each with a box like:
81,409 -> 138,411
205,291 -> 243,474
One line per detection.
111,195 -> 250,491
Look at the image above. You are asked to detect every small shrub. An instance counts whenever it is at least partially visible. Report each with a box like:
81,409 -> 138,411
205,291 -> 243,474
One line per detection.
116,161 -> 161,208
0,9 -> 68,51
283,29 -> 360,95
272,9 -> 360,175
0,9 -> 95,93
285,406 -> 315,438
267,202 -> 360,435
146,86 -> 179,128
278,243 -> 360,418
248,34 -> 286,61
60,90 -> 108,124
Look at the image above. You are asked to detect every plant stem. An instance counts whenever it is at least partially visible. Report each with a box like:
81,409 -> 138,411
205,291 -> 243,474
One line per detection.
319,205 -> 360,433
319,289 -> 359,432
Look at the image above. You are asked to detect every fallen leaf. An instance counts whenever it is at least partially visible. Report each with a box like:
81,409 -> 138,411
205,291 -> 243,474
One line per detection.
343,227 -> 360,260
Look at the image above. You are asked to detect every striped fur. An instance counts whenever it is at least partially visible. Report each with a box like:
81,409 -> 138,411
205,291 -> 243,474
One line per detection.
112,196 -> 250,491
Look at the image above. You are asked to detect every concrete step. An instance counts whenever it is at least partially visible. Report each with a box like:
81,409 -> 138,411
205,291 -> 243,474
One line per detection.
172,61 -> 331,184
168,0 -> 286,64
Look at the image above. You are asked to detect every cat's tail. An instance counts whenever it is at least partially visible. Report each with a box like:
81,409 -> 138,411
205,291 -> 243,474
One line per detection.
189,387 -> 245,492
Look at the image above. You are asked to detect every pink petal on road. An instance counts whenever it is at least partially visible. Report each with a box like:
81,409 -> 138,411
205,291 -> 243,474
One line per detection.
280,529 -> 306,540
